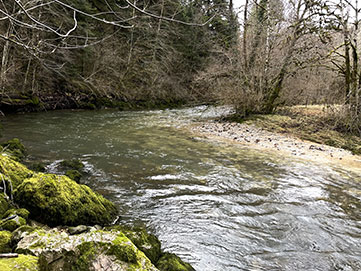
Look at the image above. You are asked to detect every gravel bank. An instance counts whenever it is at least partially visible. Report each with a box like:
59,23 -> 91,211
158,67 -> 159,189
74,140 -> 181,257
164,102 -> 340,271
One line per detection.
189,120 -> 361,170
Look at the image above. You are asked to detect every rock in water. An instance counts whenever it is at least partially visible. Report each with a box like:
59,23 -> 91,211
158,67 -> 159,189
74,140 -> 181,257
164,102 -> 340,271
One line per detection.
14,173 -> 117,226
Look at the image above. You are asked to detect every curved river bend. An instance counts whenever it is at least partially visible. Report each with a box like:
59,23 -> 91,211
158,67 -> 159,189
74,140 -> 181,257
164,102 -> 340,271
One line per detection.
2,107 -> 361,271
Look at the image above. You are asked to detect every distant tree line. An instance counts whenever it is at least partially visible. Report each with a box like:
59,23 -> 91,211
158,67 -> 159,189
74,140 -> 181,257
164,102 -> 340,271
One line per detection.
0,0 -> 237,110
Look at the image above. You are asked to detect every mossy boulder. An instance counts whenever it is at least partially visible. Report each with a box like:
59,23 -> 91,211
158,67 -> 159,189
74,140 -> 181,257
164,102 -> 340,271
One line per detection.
14,172 -> 117,226
0,194 -> 10,217
11,225 -> 38,245
156,253 -> 195,271
16,228 -> 158,271
0,215 -> 27,232
0,254 -> 39,271
65,169 -> 82,183
59,159 -> 84,171
111,226 -> 162,264
1,138 -> 26,161
2,208 -> 30,220
0,154 -> 33,188
0,230 -> 12,253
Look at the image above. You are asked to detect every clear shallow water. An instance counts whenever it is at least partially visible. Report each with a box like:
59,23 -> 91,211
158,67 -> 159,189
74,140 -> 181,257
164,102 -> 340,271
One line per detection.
1,106 -> 361,271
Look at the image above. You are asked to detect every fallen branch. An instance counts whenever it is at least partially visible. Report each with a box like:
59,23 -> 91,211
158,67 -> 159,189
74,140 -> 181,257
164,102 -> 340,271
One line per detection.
0,253 -> 18,258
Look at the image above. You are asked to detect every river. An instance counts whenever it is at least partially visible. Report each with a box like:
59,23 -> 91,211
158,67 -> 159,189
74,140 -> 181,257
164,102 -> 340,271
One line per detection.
1,106 -> 361,270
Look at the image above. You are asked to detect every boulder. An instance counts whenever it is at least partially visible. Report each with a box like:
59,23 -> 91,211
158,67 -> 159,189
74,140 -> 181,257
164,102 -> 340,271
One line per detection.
156,253 -> 195,271
0,194 -> 10,217
0,254 -> 39,271
0,215 -> 26,232
68,225 -> 88,235
2,208 -> 30,220
1,138 -> 26,161
16,228 -> 159,271
65,169 -> 82,183
0,230 -> 12,253
0,154 -> 33,189
59,159 -> 84,171
112,226 -> 162,264
14,172 -> 117,226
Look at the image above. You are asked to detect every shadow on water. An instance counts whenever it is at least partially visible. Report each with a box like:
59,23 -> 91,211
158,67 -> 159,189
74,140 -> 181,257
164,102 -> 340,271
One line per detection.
1,106 -> 361,270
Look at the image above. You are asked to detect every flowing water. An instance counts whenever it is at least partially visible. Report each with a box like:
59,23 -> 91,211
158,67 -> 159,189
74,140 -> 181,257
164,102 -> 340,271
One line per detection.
1,106 -> 361,271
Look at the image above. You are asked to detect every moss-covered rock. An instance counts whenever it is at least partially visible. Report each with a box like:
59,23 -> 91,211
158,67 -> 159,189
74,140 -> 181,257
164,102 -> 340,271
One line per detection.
156,253 -> 195,271
1,138 -> 26,161
14,172 -> 117,226
0,154 -> 33,189
59,159 -> 84,171
0,215 -> 27,232
29,162 -> 46,173
110,226 -> 162,264
11,225 -> 38,245
65,169 -> 82,183
0,230 -> 12,253
17,228 -> 158,271
0,254 -> 39,271
2,208 -> 30,220
0,194 -> 10,217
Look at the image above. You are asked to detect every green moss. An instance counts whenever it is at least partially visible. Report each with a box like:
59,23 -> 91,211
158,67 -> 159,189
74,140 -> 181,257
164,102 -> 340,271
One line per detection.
74,241 -> 100,270
14,172 -> 117,226
109,225 -> 161,264
1,138 -> 26,161
65,170 -> 82,183
60,159 -> 84,171
0,215 -> 26,232
0,254 -> 39,271
156,253 -> 195,271
109,233 -> 138,263
0,194 -> 9,217
2,208 -> 30,220
0,155 -> 33,188
0,230 -> 12,253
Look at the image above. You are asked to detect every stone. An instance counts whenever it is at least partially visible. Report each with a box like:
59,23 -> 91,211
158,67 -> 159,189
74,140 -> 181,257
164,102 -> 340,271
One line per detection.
0,154 -> 33,189
16,228 -> 159,271
1,138 -> 26,161
0,230 -> 12,253
65,169 -> 82,183
68,225 -> 88,235
0,194 -> 9,217
14,172 -> 117,226
0,215 -> 26,232
59,159 -> 84,171
2,208 -> 30,220
112,226 -> 162,264
156,253 -> 195,271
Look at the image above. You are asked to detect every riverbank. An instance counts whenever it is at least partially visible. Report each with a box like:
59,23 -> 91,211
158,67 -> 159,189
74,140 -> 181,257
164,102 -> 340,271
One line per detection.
189,105 -> 361,171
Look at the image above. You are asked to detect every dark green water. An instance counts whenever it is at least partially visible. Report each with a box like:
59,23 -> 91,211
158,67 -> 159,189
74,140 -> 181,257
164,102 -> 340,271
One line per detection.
2,106 -> 361,270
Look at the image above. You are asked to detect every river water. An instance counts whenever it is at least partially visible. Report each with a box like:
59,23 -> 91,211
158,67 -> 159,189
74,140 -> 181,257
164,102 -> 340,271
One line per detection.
1,106 -> 361,271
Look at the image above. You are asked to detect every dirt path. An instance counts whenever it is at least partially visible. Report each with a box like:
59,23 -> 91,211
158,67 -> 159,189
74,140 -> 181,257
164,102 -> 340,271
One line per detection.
188,120 -> 361,172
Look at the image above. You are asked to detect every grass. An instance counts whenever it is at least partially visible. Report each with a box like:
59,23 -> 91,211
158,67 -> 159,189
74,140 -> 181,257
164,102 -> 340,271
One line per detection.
227,105 -> 361,155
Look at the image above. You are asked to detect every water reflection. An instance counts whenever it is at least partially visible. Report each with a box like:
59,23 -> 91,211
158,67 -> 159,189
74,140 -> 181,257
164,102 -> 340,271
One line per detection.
1,107 -> 361,270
